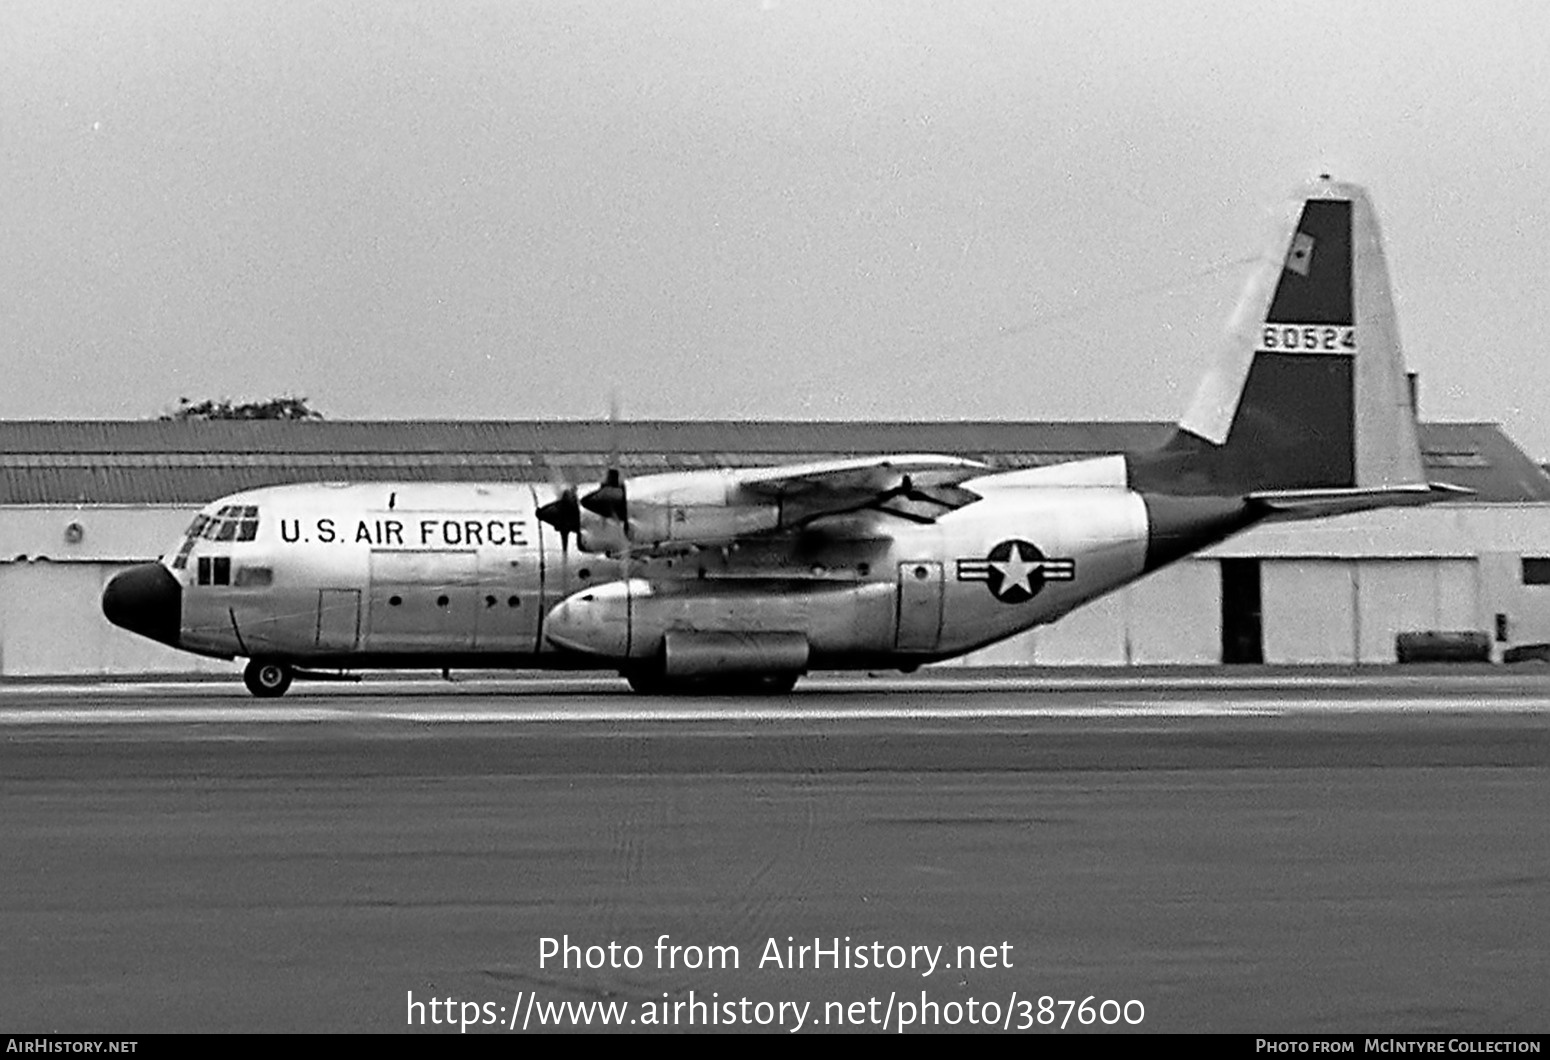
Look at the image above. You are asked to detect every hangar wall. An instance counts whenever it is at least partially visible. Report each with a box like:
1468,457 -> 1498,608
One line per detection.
5,501 -> 1550,676
0,506 -> 227,676
950,504 -> 1550,668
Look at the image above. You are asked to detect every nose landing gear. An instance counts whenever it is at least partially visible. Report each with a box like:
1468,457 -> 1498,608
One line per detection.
243,658 -> 294,698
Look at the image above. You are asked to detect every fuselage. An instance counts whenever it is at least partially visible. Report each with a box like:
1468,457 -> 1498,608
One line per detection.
104,463 -> 1177,674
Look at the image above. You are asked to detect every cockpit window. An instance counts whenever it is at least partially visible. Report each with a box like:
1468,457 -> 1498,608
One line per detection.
172,515 -> 208,569
201,505 -> 261,542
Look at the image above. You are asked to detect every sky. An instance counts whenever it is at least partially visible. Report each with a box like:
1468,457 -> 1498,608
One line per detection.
6,1 -> 1550,453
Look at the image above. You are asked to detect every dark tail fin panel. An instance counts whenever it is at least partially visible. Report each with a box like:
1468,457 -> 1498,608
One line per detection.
1129,180 -> 1424,497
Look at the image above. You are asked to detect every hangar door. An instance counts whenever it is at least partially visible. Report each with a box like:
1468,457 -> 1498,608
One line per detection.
1,561 -> 113,675
2,561 -> 225,676
1260,561 -> 1356,664
1257,559 -> 1480,664
1354,560 -> 1478,663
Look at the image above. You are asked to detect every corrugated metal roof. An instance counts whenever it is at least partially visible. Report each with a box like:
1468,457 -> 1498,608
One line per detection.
0,420 -> 1171,455
0,420 -> 1542,504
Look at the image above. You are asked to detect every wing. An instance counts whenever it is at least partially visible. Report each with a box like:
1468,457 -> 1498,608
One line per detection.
733,454 -> 986,526
584,454 -> 988,558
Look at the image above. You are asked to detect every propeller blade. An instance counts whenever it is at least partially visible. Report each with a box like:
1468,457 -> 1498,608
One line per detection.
580,474 -> 627,522
607,390 -> 621,473
536,485 -> 582,536
583,395 -> 629,524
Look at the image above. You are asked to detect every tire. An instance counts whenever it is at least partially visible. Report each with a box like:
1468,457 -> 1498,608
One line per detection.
244,658 -> 294,698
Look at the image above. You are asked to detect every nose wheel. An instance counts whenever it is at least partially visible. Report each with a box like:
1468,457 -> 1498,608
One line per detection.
243,659 -> 294,698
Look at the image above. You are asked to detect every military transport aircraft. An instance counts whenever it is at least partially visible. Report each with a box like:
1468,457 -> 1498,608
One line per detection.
102,178 -> 1462,697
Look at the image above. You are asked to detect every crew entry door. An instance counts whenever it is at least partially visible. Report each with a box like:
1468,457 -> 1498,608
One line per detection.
896,561 -> 944,651
315,589 -> 360,651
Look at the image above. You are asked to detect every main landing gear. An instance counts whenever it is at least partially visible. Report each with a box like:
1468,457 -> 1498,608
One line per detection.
243,658 -> 294,698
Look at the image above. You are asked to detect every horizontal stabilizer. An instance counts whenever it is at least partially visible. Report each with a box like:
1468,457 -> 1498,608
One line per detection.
1248,482 -> 1472,521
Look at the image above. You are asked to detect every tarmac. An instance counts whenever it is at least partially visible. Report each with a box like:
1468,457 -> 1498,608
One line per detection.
1,669 -> 1546,1033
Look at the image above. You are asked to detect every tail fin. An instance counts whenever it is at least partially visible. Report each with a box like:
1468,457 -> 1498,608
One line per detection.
1130,177 -> 1430,498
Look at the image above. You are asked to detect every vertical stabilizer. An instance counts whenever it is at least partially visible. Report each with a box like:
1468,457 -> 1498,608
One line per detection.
1130,178 -> 1426,496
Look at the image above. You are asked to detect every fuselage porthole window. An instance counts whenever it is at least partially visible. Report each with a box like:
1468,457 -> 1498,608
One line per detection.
389,595 -> 402,607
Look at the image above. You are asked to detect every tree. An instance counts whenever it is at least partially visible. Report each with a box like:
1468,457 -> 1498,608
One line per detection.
159,395 -> 325,421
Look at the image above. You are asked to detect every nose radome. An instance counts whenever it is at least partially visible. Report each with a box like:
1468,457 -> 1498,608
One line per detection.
102,563 -> 182,647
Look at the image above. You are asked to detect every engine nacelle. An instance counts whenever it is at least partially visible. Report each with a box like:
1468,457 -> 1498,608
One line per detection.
618,500 -> 781,551
585,470 -> 784,552
575,514 -> 630,555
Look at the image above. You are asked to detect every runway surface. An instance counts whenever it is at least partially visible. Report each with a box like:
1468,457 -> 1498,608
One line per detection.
1,670 -> 1546,1033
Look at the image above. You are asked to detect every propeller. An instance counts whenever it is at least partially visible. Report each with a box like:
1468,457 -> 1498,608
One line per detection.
535,396 -> 630,550
580,467 -> 627,522
535,483 -> 582,543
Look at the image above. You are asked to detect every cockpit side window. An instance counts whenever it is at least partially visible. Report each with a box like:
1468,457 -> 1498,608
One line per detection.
196,556 -> 232,586
172,514 -> 209,569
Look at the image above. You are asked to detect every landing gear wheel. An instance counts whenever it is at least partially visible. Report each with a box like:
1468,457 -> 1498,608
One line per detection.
244,658 -> 294,698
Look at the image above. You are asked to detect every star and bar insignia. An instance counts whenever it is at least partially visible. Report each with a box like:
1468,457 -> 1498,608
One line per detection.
956,539 -> 1076,604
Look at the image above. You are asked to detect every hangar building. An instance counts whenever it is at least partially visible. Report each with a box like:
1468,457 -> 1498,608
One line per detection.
3,419 -> 1550,676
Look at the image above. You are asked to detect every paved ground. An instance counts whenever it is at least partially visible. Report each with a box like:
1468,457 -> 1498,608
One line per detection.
1,671 -> 1546,1033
